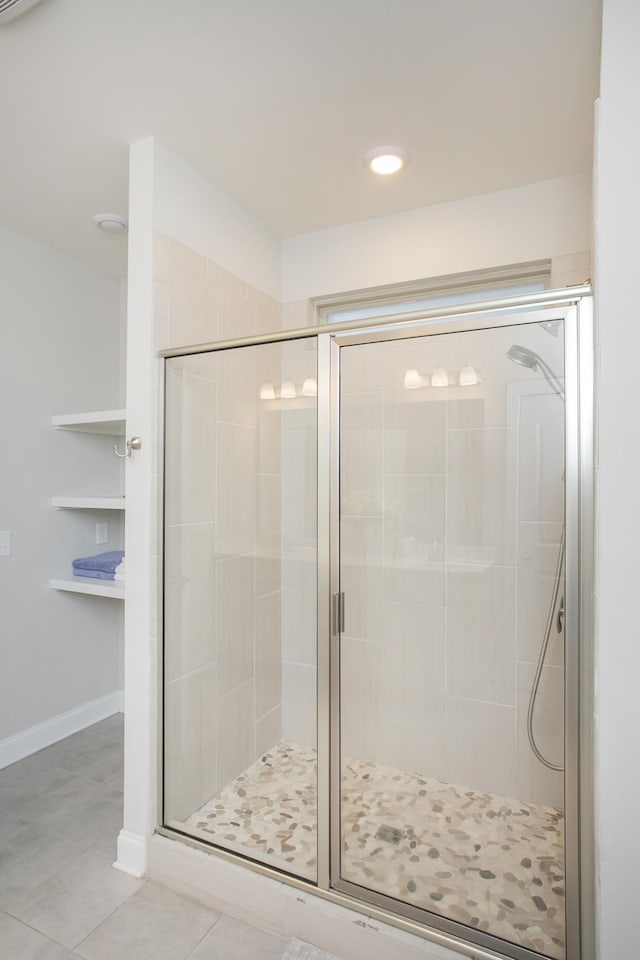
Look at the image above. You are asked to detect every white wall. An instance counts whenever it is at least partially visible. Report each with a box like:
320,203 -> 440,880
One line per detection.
0,223 -> 124,752
594,0 -> 640,955
283,174 -> 592,302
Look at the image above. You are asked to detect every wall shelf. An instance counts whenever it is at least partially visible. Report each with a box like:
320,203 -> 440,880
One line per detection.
51,408 -> 127,600
51,410 -> 126,435
51,496 -> 125,510
50,577 -> 125,599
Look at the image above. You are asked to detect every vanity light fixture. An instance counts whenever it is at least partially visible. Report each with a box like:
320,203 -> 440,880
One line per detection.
459,363 -> 479,386
280,381 -> 297,399
259,382 -> 276,400
403,368 -> 424,390
302,378 -> 318,397
365,146 -> 406,176
431,367 -> 449,388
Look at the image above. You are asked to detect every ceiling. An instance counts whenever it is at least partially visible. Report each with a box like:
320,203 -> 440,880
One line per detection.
0,0 -> 601,276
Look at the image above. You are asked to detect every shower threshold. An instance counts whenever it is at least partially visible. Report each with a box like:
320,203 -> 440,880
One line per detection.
184,741 -> 565,959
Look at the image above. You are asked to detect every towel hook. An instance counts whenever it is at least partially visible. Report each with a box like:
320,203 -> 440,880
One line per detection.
113,436 -> 142,459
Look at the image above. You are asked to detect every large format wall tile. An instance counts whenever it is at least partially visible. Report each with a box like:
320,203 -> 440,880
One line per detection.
447,427 -> 516,565
384,395 -> 446,477
217,345 -> 257,428
446,696 -> 517,798
216,421 -> 256,557
340,517 -> 384,644
281,556 -> 316,666
255,591 -> 282,720
341,391 -> 384,501
517,392 -> 565,523
380,602 -> 446,737
517,521 -> 564,666
217,679 -> 255,789
165,664 -> 217,821
446,564 -> 516,705
216,556 -> 254,697
165,522 -> 216,683
164,368 -> 217,526
281,662 -> 316,749
340,637 -> 381,763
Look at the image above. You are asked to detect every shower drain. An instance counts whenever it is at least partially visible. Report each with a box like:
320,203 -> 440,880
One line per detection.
375,825 -> 405,844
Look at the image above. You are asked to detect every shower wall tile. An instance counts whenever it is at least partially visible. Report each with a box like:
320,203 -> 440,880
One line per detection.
281,555 -> 316,666
165,522 -> 216,683
164,368 -> 217,526
340,391 -> 384,500
255,591 -> 282,719
380,602 -> 446,737
384,474 -> 446,559
256,474 -> 281,558
384,396 -> 446,476
219,271 -> 254,340
217,679 -> 255,788
281,662 -> 316,749
216,421 -> 256,557
384,560 -> 445,607
517,521 -> 564,666
446,564 -> 516,705
516,661 -> 564,809
168,240 -> 211,346
446,427 -> 516,565
165,663 -> 217,822
376,727 -> 447,782
340,637 -> 381,763
255,706 -> 282,758
340,341 -> 385,393
216,555 -> 255,696
217,345 -> 257,427
340,517 -> 384,644
446,696 -> 517,798
517,393 -> 564,523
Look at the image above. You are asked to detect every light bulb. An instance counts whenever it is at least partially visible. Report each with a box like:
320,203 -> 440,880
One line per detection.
259,382 -> 275,400
431,367 -> 449,388
365,146 -> 406,176
302,378 -> 317,397
403,369 -> 423,390
280,381 -> 296,399
459,363 -> 479,386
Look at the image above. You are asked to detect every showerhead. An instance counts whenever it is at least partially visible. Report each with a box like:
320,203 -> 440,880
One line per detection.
507,344 -> 564,400
507,344 -> 539,371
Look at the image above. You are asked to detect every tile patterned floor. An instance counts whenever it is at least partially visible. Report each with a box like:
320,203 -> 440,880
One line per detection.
0,718 -> 341,960
188,741 -> 565,959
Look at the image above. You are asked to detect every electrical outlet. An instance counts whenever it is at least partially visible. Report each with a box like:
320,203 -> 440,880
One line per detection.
0,530 -> 10,557
95,522 -> 109,545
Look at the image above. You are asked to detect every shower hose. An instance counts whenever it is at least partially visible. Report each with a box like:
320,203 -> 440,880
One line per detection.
527,525 -> 565,773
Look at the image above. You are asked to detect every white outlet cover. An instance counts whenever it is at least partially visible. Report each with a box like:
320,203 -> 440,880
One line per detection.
95,522 -> 109,545
0,530 -> 11,557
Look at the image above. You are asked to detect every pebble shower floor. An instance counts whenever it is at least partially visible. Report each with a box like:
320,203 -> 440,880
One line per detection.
186,741 -> 565,959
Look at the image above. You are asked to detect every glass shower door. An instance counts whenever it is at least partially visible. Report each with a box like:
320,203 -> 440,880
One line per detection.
335,319 -> 567,959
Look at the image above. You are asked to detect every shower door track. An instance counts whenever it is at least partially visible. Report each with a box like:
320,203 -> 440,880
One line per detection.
158,287 -> 594,960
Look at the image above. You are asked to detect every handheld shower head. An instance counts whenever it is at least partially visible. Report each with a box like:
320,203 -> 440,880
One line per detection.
507,344 -> 564,400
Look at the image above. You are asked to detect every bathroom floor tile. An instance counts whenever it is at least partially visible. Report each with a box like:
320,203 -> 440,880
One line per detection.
0,911 -> 72,959
185,914 -> 286,959
6,847 -> 143,949
74,881 -> 220,960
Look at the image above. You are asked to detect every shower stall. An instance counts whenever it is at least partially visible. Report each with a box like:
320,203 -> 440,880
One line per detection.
160,290 -> 593,960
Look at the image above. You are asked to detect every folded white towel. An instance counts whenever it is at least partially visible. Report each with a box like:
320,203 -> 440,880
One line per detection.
114,560 -> 126,582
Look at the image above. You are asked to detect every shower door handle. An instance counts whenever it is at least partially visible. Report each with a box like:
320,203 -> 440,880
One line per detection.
332,592 -> 345,635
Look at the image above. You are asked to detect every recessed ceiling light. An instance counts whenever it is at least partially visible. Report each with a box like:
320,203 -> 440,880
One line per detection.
365,146 -> 406,176
93,213 -> 128,234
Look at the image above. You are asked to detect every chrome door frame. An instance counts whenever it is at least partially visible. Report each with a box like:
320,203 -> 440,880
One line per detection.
323,297 -> 594,960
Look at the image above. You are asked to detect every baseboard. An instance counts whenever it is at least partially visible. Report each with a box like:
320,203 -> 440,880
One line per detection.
114,829 -> 148,878
0,689 -> 124,770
